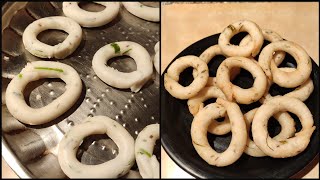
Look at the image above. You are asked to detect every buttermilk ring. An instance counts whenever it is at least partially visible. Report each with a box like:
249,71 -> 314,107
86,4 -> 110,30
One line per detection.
92,41 -> 153,93
216,57 -> 267,104
252,96 -> 315,158
135,124 -> 160,179
58,116 -> 135,178
191,98 -> 247,167
258,40 -> 312,88
5,61 -> 82,125
22,16 -> 82,59
164,55 -> 209,99
153,42 -> 160,74
122,2 -> 159,22
243,108 -> 295,157
218,20 -> 264,57
62,2 -> 120,27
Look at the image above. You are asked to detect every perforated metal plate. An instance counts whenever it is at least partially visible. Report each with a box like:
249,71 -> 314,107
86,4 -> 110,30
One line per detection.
2,2 -> 160,178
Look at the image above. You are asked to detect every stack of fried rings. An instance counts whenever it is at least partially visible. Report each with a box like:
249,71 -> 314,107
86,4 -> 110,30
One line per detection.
164,20 -> 315,166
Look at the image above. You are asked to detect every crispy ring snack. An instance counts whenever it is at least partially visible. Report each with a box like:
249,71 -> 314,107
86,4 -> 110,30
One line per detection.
22,16 -> 82,59
258,41 -> 312,88
58,116 -> 135,178
218,20 -> 264,57
252,96 -> 315,158
191,98 -> 247,167
5,61 -> 82,125
216,57 -> 267,104
164,55 -> 209,99
244,108 -> 295,157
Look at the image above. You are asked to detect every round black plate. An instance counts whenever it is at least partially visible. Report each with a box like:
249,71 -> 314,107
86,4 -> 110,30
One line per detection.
161,33 -> 319,178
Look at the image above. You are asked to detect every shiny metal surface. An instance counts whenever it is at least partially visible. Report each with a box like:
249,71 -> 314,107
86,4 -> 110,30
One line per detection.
2,2 -> 160,178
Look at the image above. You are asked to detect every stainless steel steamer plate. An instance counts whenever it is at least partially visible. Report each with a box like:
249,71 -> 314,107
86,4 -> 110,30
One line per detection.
2,2 -> 160,178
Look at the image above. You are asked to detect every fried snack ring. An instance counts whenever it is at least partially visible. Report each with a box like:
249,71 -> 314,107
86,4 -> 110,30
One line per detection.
244,108 -> 295,157
240,29 -> 286,63
58,116 -> 135,178
92,41 -> 153,92
187,86 -> 229,135
164,55 -> 209,99
22,16 -> 82,59
5,61 -> 82,125
218,20 -> 264,57
62,2 -> 120,27
191,98 -> 247,167
252,96 -> 315,158
259,40 -> 312,88
135,124 -> 160,179
216,57 -> 267,104
153,42 -> 160,74
122,2 -> 159,22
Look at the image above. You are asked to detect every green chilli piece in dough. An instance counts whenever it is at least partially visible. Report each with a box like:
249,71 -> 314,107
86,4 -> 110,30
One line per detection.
111,43 -> 121,53
34,67 -> 64,72
139,148 -> 152,158
122,48 -> 132,55
18,74 -> 23,78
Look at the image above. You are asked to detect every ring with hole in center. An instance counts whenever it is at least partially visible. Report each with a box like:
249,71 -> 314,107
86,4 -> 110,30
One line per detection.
244,108 -> 295,157
252,96 -> 315,158
122,2 -> 159,22
216,57 -> 267,104
5,61 -> 82,125
164,55 -> 209,99
62,2 -> 120,27
58,116 -> 135,178
92,41 -> 153,92
191,98 -> 247,167
153,42 -> 160,74
258,40 -> 312,88
240,29 -> 286,63
135,124 -> 159,179
218,20 -> 264,57
22,16 -> 82,59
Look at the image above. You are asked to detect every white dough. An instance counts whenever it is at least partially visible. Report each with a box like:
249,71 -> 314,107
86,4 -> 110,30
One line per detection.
153,42 -> 160,74
22,16 -> 82,59
5,61 -> 82,125
122,2 -> 159,22
63,2 -> 120,27
92,41 -> 153,92
58,116 -> 135,178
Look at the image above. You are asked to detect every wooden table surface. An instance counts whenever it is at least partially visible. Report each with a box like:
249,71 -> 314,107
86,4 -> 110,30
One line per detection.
161,2 -> 319,179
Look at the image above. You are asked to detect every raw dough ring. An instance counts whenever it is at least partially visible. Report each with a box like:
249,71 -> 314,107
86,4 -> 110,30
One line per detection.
122,2 -> 159,22
218,20 -> 264,57
164,55 -> 209,99
92,41 -> 153,92
240,29 -> 286,64
22,16 -> 82,59
191,98 -> 247,167
153,42 -> 160,74
258,40 -> 312,88
252,96 -> 315,158
216,57 -> 267,104
58,116 -> 135,178
244,108 -> 295,157
135,124 -> 160,179
62,2 -> 120,27
5,61 -> 82,125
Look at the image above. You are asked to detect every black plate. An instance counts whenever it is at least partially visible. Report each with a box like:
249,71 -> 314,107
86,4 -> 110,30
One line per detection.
161,33 -> 319,178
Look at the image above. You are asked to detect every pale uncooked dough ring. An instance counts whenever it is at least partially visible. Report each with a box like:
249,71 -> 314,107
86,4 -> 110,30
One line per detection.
153,42 -> 160,74
63,2 -> 120,27
5,61 -> 82,125
258,40 -> 312,88
164,55 -> 209,99
22,16 -> 82,59
252,96 -> 315,158
218,20 -> 264,57
92,41 -> 153,92
122,2 -> 159,22
191,98 -> 247,167
240,29 -> 286,64
216,57 -> 267,104
244,108 -> 295,157
135,124 -> 159,179
58,116 -> 135,178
